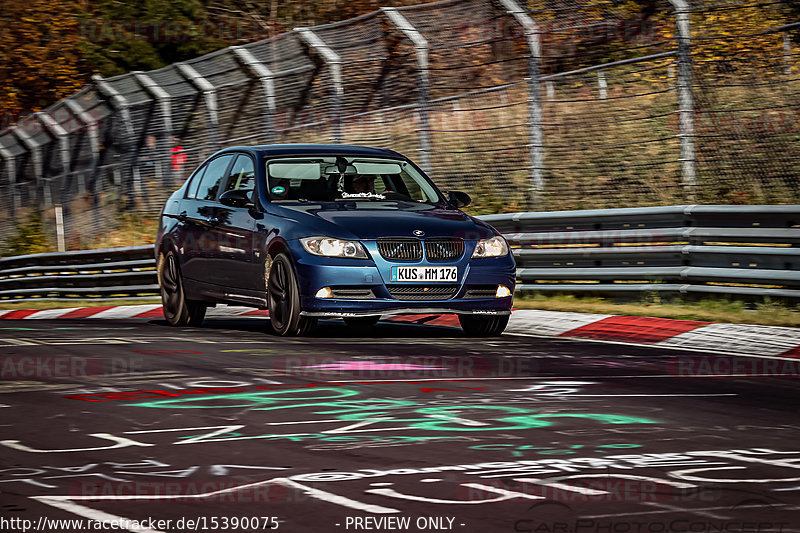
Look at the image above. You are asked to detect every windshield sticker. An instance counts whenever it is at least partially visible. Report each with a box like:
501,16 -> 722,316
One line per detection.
341,192 -> 386,200
271,186 -> 286,195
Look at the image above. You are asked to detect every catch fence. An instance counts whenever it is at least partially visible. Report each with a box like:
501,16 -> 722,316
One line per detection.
0,0 -> 797,251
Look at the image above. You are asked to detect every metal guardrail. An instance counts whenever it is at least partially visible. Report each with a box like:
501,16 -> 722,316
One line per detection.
0,245 -> 159,301
482,204 -> 800,298
0,205 -> 798,302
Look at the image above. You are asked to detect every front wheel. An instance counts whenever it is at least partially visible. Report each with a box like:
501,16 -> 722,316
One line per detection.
158,251 -> 206,327
459,314 -> 509,337
267,253 -> 317,336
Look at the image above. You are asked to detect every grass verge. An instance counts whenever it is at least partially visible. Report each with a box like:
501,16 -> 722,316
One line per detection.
0,299 -> 160,311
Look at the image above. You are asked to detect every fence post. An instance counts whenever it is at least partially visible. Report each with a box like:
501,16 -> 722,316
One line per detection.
296,28 -> 343,143
669,0 -> 696,202
92,74 -> 141,206
382,7 -> 432,174
176,63 -> 220,152
598,70 -> 608,99
35,112 -> 70,204
12,121 -> 47,206
35,113 -> 70,244
498,0 -> 543,209
133,72 -> 174,187
64,98 -> 101,192
0,144 -> 16,222
231,46 -> 278,144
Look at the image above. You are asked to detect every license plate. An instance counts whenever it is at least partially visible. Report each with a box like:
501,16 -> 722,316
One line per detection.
390,266 -> 457,282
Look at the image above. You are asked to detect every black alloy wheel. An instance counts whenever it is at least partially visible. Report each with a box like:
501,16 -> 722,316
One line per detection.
158,251 -> 206,327
458,314 -> 509,337
267,253 -> 317,336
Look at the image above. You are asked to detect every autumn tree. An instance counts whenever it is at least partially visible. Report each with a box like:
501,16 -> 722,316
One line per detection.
0,0 -> 87,125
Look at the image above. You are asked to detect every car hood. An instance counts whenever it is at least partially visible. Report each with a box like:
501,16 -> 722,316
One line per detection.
272,202 -> 497,241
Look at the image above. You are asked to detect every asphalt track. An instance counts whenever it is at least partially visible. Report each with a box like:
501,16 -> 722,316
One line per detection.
0,316 -> 799,533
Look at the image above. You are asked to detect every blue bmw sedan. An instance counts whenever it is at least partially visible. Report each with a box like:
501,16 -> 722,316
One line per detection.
156,144 -> 515,336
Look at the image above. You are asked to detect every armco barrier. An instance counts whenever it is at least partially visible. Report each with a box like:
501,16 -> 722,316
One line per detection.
0,205 -> 798,302
0,245 -> 158,301
482,204 -> 800,299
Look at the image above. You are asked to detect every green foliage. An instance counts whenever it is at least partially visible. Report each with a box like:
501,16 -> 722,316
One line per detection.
2,211 -> 52,257
79,0 -> 228,77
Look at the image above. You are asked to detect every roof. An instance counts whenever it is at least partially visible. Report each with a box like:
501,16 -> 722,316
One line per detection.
223,143 -> 405,159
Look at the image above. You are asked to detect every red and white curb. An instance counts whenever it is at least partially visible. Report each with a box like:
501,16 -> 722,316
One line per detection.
0,305 -> 798,357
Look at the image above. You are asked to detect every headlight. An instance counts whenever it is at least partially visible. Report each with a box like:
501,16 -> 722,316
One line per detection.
300,237 -> 368,259
472,236 -> 509,258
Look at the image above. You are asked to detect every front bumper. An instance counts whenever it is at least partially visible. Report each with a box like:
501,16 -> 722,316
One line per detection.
287,239 -> 516,316
301,307 -> 511,318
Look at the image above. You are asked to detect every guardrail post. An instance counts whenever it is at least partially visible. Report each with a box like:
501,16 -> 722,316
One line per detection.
669,0 -> 696,202
498,0 -> 543,209
35,112 -> 70,243
296,28 -> 343,143
382,7 -> 432,174
12,122 -> 48,206
92,74 -> 141,206
35,112 -> 70,202
0,144 -> 17,222
231,46 -> 278,144
133,72 -> 174,187
64,98 -> 101,194
176,63 -> 221,152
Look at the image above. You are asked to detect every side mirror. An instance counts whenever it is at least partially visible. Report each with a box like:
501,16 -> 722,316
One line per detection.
219,189 -> 254,208
447,190 -> 472,208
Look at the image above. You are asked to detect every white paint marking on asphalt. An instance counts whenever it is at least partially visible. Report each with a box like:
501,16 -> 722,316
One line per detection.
584,503 -> 779,519
642,501 -> 729,520
505,331 -> 800,361
276,478 -> 400,513
33,497 -> 165,533
514,478 -> 608,495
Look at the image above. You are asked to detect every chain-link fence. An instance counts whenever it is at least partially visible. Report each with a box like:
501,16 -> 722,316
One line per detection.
0,0 -> 798,252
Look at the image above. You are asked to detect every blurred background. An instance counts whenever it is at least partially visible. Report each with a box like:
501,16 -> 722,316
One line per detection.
0,0 -> 798,254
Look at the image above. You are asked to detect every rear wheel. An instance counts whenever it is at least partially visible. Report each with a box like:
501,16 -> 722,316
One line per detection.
267,253 -> 317,336
458,314 -> 509,337
158,251 -> 206,327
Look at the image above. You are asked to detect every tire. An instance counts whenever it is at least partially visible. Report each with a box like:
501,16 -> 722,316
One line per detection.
158,251 -> 206,327
458,314 -> 509,337
344,316 -> 380,331
267,253 -> 317,336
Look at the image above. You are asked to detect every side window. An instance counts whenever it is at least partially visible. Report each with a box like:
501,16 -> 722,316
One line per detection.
185,164 -> 208,199
193,154 -> 234,201
224,154 -> 256,193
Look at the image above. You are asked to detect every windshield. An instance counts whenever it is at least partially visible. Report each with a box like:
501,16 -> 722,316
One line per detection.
265,156 -> 442,204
